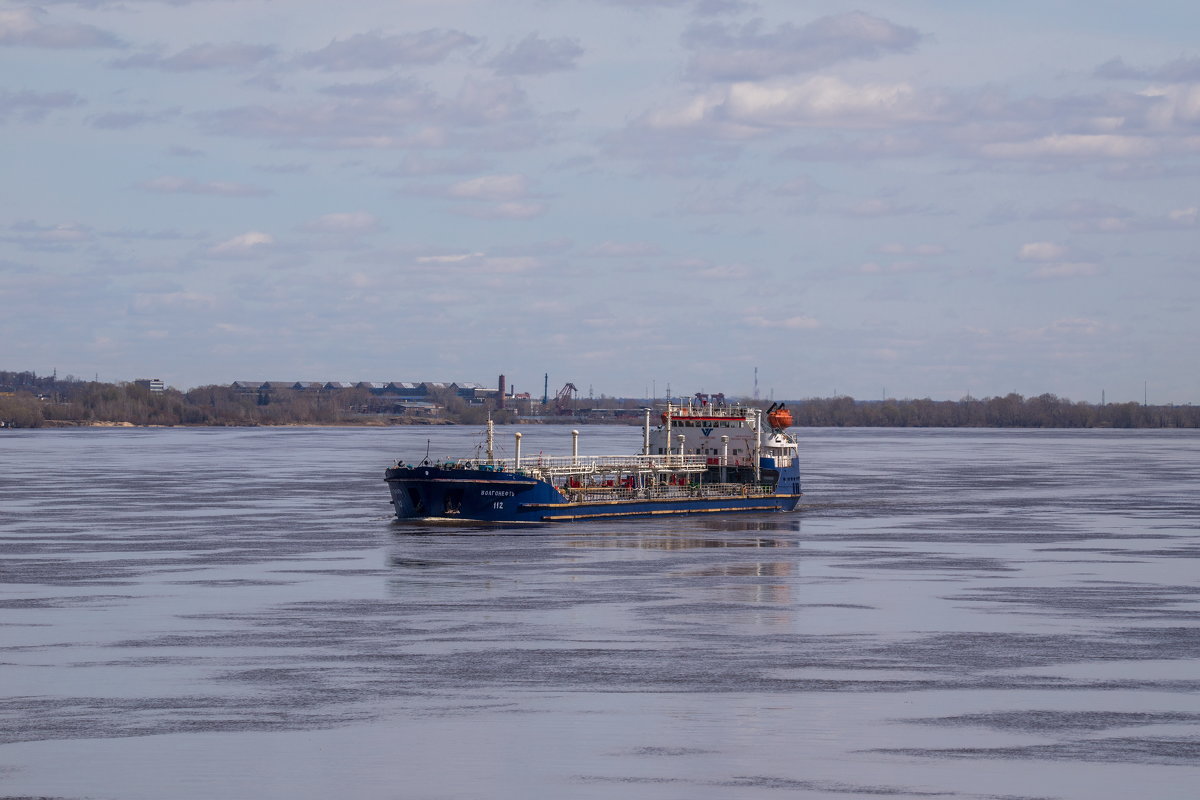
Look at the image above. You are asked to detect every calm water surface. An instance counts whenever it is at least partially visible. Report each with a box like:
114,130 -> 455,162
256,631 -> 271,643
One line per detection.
1,425 -> 1198,799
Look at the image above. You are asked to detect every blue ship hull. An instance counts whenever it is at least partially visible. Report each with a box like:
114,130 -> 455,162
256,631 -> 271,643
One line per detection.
385,462 -> 801,524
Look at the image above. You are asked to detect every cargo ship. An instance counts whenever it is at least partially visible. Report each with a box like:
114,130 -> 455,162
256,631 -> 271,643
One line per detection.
384,395 -> 801,524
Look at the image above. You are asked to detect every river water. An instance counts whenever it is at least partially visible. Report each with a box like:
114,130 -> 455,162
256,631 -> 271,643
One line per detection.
1,425 -> 1198,799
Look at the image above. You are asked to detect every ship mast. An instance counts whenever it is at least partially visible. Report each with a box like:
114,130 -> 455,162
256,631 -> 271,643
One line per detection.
754,407 -> 762,483
665,400 -> 673,460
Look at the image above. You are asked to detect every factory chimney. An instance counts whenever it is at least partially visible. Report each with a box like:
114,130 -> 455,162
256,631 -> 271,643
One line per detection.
497,374 -> 506,410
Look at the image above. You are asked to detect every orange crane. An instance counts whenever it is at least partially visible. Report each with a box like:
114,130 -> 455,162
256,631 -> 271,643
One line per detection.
554,382 -> 578,415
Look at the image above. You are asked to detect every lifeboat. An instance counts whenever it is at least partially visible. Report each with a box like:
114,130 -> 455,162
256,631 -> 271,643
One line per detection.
767,406 -> 793,430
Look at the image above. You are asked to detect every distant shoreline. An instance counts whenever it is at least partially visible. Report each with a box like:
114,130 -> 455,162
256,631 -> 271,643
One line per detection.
10,419 -> 1200,431
3,372 -> 1197,429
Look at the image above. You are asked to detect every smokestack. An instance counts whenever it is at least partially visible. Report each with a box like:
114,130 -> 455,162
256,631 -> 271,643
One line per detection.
498,374 -> 506,410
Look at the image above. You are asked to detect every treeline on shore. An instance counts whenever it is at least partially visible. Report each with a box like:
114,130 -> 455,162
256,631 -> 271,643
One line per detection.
787,393 -> 1199,429
0,373 -> 473,427
2,371 -> 1197,429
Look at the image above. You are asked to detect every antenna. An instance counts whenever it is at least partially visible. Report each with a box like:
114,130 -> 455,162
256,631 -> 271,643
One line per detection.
754,367 -> 759,401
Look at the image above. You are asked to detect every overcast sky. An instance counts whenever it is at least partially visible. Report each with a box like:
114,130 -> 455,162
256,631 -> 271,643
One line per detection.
3,0 -> 1197,403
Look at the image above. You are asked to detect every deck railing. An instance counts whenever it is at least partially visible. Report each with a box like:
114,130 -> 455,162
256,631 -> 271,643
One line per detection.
561,482 -> 775,503
459,453 -> 714,474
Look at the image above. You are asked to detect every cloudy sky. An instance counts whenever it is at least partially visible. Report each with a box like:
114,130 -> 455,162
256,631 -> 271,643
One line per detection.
3,0 -> 1197,403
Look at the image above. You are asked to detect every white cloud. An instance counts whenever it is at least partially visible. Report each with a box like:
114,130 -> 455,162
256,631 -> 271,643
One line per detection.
0,89 -> 83,123
131,291 -> 216,312
1139,85 -> 1200,129
683,12 -> 921,81
1029,262 -> 1099,279
454,201 -> 546,220
301,212 -> 383,234
1015,318 -> 1109,340
1029,199 -> 1134,222
669,258 -> 755,279
640,76 -> 939,139
450,76 -> 532,126
138,176 -> 270,197
113,43 -> 275,72
586,241 -> 663,258
3,220 -> 92,250
441,174 -> 544,219
489,33 -> 583,76
201,75 -> 540,150
779,133 -> 933,161
409,252 -> 541,273
850,260 -> 935,275
389,154 -> 492,176
981,134 -> 1159,160
298,29 -> 477,71
1095,56 -> 1200,83
447,174 -> 529,201
476,256 -> 540,274
1067,218 -> 1132,234
1168,207 -> 1198,225
416,252 -> 485,264
745,313 -> 820,330
214,322 -> 256,336
90,108 -> 180,130
0,7 -> 122,49
842,197 -> 933,217
1017,242 -> 1070,262
726,78 -> 925,123
878,243 -> 946,256
1016,243 -> 1098,279
209,231 -> 274,257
